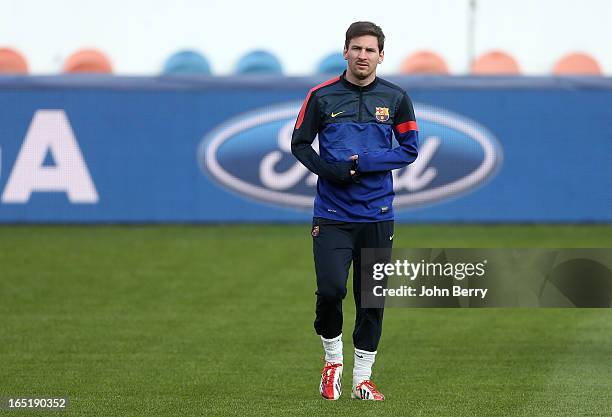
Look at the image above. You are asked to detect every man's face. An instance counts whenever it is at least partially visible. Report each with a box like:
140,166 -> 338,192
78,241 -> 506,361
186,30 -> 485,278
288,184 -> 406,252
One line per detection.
343,35 -> 384,80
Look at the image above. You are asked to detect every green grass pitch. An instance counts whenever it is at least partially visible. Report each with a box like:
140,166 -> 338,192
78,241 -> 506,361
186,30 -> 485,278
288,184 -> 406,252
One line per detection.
1,225 -> 611,416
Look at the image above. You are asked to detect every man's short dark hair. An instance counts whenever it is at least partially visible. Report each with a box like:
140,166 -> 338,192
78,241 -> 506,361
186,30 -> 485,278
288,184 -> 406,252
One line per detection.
344,21 -> 385,52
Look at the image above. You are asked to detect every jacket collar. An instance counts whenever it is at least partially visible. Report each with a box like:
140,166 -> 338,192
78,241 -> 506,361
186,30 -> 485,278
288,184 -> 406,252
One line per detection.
340,70 -> 378,92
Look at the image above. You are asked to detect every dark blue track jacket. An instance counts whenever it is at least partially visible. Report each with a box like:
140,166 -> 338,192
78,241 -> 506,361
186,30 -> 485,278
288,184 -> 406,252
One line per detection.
291,71 -> 419,222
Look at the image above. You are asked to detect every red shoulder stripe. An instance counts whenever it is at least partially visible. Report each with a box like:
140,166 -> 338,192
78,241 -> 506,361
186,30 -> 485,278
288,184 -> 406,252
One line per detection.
295,76 -> 340,129
395,120 -> 418,134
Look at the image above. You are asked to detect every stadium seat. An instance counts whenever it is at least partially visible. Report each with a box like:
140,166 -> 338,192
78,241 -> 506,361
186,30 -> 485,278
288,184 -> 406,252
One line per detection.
471,50 -> 520,75
0,47 -> 28,74
64,49 -> 113,73
399,50 -> 449,74
317,52 -> 346,74
553,52 -> 602,75
163,50 -> 212,75
235,50 -> 283,75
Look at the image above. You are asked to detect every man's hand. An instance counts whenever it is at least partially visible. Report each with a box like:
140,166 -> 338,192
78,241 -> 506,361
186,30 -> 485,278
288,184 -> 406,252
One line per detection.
331,155 -> 359,184
350,155 -> 358,176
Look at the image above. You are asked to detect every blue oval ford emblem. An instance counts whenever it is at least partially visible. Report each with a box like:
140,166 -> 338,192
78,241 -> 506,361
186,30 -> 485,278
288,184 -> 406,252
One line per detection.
198,102 -> 503,210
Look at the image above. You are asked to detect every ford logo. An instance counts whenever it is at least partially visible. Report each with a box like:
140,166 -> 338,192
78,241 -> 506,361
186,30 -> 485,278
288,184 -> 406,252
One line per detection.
198,102 -> 502,210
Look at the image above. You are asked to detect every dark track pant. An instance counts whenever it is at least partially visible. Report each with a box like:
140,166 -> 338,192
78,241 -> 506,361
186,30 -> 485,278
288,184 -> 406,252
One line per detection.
312,217 -> 394,352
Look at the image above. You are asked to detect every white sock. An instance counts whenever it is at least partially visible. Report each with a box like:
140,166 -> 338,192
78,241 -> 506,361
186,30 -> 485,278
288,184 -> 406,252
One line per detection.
321,334 -> 343,363
353,348 -> 376,387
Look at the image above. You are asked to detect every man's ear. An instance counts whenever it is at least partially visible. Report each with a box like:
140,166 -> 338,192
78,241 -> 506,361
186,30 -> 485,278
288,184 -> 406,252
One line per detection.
343,48 -> 348,60
378,50 -> 385,64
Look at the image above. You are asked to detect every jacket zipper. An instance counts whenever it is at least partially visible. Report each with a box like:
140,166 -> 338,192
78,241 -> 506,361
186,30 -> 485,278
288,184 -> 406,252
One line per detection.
358,88 -> 363,122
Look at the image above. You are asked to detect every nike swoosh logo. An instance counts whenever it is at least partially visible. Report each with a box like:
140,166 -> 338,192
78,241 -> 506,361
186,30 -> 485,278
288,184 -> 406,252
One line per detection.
389,234 -> 394,241
331,111 -> 345,118
355,354 -> 364,358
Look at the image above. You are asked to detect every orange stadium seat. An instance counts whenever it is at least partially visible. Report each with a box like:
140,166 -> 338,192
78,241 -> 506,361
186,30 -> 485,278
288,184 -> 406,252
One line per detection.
64,49 -> 113,73
553,52 -> 602,75
0,47 -> 28,74
399,51 -> 449,74
471,50 -> 520,75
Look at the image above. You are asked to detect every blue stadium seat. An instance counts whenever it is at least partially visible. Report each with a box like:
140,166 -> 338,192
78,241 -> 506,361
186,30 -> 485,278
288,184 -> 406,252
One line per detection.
235,50 -> 282,75
317,52 -> 345,75
163,50 -> 211,75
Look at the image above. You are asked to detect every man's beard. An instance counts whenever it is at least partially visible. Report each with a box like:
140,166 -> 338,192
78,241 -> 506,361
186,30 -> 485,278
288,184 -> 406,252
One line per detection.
353,64 -> 372,79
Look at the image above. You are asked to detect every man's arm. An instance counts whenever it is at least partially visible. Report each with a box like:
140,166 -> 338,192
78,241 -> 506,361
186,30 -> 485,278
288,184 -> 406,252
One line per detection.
355,93 -> 419,173
291,91 -> 355,184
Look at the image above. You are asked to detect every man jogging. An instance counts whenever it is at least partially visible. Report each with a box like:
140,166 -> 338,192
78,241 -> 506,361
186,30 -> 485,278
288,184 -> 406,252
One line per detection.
291,21 -> 419,401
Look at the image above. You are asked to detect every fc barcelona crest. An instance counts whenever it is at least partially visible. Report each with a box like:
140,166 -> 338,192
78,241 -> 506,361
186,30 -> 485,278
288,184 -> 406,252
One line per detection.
375,107 -> 389,122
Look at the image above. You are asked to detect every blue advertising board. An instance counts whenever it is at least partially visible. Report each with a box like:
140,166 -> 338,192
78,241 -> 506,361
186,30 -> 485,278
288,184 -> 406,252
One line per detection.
0,75 -> 610,222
